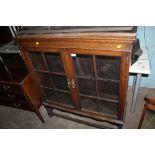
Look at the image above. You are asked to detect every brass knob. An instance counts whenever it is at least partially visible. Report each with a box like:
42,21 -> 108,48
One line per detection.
116,45 -> 122,49
71,79 -> 76,89
35,41 -> 39,45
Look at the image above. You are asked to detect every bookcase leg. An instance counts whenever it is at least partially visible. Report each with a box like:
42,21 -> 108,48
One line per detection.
118,124 -> 123,129
35,109 -> 44,123
45,107 -> 54,117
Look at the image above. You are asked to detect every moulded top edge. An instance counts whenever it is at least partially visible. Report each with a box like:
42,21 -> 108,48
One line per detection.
17,32 -> 136,41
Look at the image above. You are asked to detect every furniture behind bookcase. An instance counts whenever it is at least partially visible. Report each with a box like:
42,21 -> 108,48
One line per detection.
0,42 -> 44,122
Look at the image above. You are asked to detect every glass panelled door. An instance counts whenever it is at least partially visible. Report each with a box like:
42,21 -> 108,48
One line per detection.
27,50 -> 74,108
71,51 -> 121,117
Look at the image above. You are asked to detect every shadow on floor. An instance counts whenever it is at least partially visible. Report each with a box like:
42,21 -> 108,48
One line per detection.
0,87 -> 155,129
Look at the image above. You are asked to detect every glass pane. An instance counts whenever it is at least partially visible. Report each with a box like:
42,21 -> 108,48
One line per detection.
36,72 -> 53,88
42,88 -> 74,107
96,56 -> 121,80
80,96 -> 98,112
73,54 -> 94,78
28,52 -> 46,70
51,75 -> 69,91
77,77 -> 96,96
80,96 -> 117,116
98,100 -> 117,116
98,80 -> 119,100
44,53 -> 64,73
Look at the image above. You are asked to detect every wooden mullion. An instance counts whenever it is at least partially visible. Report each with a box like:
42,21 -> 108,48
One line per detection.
93,55 -> 99,97
93,55 -> 100,112
76,75 -> 119,83
34,70 -> 67,78
34,69 -> 49,73
40,86 -> 70,94
40,86 -> 54,90
41,52 -> 56,90
49,72 -> 65,76
55,89 -> 70,94
79,94 -> 118,103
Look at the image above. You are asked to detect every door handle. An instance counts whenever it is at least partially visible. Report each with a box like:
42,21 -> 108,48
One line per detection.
71,79 -> 76,89
67,79 -> 76,89
67,79 -> 71,88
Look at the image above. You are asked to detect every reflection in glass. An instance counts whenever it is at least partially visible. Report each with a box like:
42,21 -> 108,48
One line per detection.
51,75 -> 69,91
77,77 -> 96,96
98,80 -> 119,100
42,88 -> 74,107
29,52 -> 46,70
80,96 -> 98,112
96,56 -> 121,80
44,53 -> 64,73
98,100 -> 117,116
36,72 -> 53,88
73,54 -> 94,78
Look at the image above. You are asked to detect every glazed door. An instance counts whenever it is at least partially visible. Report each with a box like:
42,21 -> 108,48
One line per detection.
68,49 -> 122,118
25,49 -> 76,108
24,48 -> 127,119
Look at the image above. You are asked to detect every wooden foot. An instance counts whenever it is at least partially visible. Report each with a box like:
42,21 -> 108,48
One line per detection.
46,107 -> 54,117
118,124 -> 123,129
35,109 -> 44,123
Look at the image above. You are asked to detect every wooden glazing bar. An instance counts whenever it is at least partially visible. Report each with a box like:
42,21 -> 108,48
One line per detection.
49,72 -> 66,76
79,94 -> 118,103
41,52 -> 56,90
34,69 -> 49,73
45,100 -> 74,109
34,69 -> 66,77
93,55 -> 99,97
40,86 -> 70,94
92,55 -> 100,112
76,75 -> 119,83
